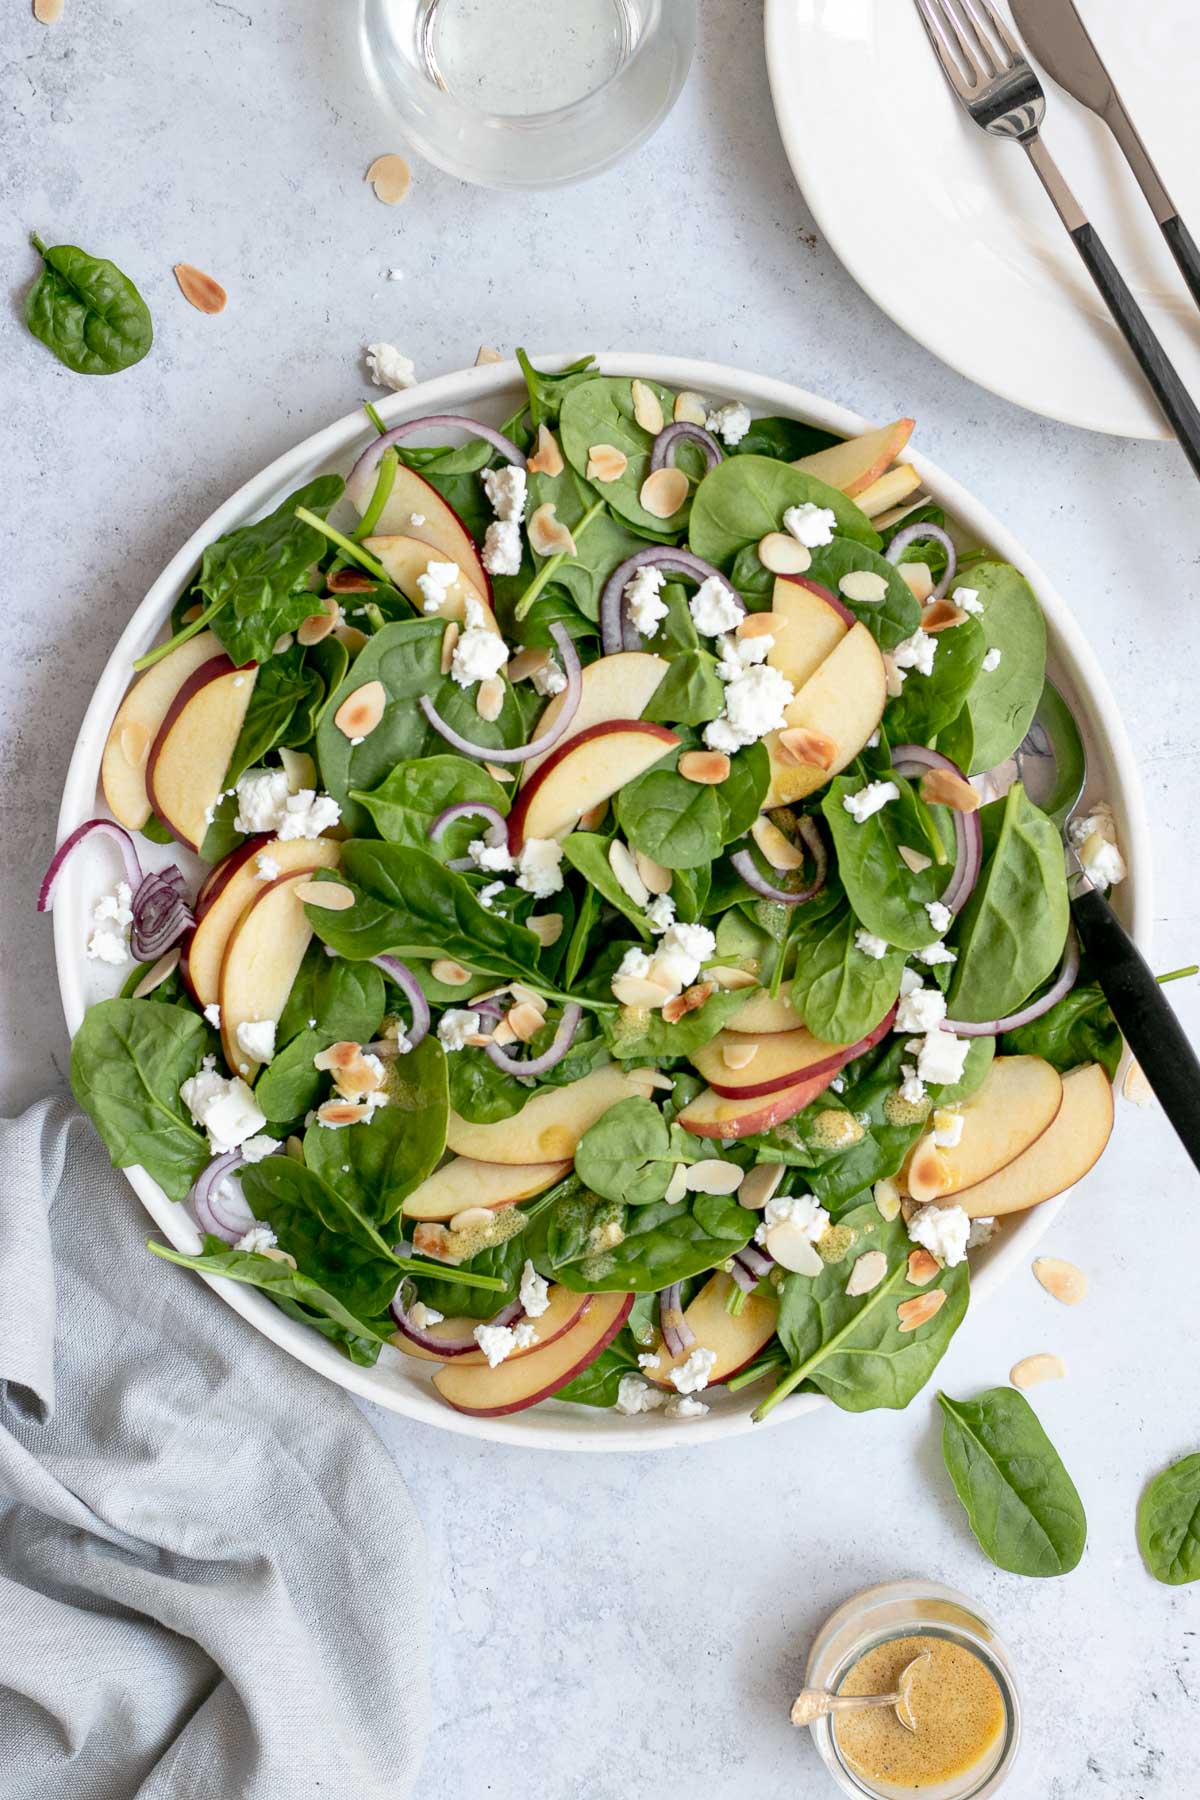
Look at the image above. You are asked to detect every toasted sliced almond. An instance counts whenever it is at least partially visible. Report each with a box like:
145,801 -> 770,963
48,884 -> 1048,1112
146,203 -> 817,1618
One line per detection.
609,839 -> 649,907
1122,1060 -> 1153,1107
662,981 -> 714,1025
528,502 -> 577,558
314,1042 -> 369,1077
119,721 -> 151,771
1011,1353 -> 1066,1390
578,799 -> 608,832
738,610 -> 782,640
508,982 -> 546,1013
295,879 -> 355,911
898,561 -> 935,603
328,567 -> 376,594
639,467 -> 688,519
449,1206 -> 495,1234
907,1247 -> 941,1286
587,443 -> 628,483
261,1245 -> 299,1268
751,815 -> 804,871
491,1017 -> 518,1047
758,532 -> 811,575
476,675 -> 505,722
181,603 -> 204,625
685,1159 -> 744,1195
846,1250 -> 889,1297
334,680 -> 387,741
897,1289 -> 947,1333
1032,1256 -> 1088,1306
874,1176 -> 902,1222
285,1135 -> 305,1162
475,345 -> 504,366
316,1098 -> 374,1127
508,645 -> 551,684
612,974 -> 674,1010
764,1223 -> 824,1276
34,0 -> 64,20
664,1163 -> 689,1204
335,624 -> 368,656
920,767 -> 980,813
898,844 -> 933,874
679,749 -> 730,785
737,1163 -> 784,1210
631,378 -> 664,435
365,153 -> 412,205
722,1041 -> 759,1071
485,761 -> 515,784
707,964 -> 759,991
412,1222 -> 456,1261
634,851 -> 672,895
441,621 -> 460,674
173,263 -> 227,315
131,947 -> 181,999
838,569 -> 888,604
528,912 -> 564,948
673,390 -> 708,427
431,958 -> 472,987
297,597 -> 341,646
922,599 -> 968,633
506,1001 -> 545,1043
526,425 -> 564,478
776,726 -> 837,770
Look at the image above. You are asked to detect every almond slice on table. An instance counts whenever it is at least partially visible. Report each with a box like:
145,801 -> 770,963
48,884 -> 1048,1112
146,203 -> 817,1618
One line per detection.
475,345 -> 504,366
173,264 -> 227,314
758,532 -> 811,575
631,379 -> 664,435
365,153 -> 412,205
678,750 -> 729,785
528,503 -> 577,557
639,467 -> 688,519
587,444 -> 628,483
896,1289 -> 947,1333
295,879 -> 355,912
334,680 -> 387,740
34,0 -> 64,20
526,425 -> 564,477
1010,1353 -> 1066,1390
1032,1256 -> 1088,1306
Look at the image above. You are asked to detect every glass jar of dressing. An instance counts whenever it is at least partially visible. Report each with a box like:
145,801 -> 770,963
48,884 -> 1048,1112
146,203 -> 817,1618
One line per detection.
803,1581 -> 1021,1799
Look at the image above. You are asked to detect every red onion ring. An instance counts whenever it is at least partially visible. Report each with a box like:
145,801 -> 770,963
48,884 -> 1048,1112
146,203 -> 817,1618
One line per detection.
890,744 -> 983,917
736,1243 -> 775,1281
191,1150 -> 257,1244
389,1288 -> 524,1356
369,954 -> 432,1048
727,1256 -> 757,1295
346,413 -> 526,514
600,548 -> 739,654
38,818 -> 143,912
885,521 -> 958,603
485,1004 -> 582,1077
660,1282 -> 694,1358
131,866 -> 194,962
429,802 -> 508,843
943,928 -> 1080,1038
650,421 -> 724,473
420,623 -> 581,763
730,816 -> 828,907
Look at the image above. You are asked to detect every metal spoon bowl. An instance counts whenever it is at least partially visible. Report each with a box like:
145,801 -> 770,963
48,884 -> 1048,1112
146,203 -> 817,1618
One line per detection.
791,1650 -> 931,1734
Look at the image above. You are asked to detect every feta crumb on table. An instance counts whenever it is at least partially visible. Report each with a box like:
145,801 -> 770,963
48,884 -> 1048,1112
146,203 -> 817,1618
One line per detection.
365,342 -> 416,390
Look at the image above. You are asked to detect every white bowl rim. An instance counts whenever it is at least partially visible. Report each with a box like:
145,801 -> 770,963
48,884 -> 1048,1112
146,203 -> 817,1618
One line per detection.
53,351 -> 1152,1452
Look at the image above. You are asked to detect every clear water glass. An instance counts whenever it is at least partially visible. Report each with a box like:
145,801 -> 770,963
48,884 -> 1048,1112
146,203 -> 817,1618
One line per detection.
359,0 -> 697,188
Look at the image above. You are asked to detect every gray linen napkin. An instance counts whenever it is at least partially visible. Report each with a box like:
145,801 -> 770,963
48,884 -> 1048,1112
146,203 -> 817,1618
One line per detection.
0,1094 -> 429,1799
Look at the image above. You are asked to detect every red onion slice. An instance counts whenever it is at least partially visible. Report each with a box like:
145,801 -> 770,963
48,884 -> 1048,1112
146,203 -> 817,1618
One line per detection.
943,928 -> 1080,1038
736,1242 -> 775,1281
890,744 -> 983,917
347,413 -> 525,514
600,548 -> 739,654
389,1289 -> 523,1356
885,521 -> 958,603
38,818 -> 143,913
191,1150 -> 257,1244
428,802 -> 508,843
131,866 -> 194,962
730,816 -> 828,907
420,623 -> 581,763
485,1004 -> 581,1078
650,421 -> 724,474
660,1282 -> 694,1358
727,1256 -> 757,1295
370,954 -> 432,1049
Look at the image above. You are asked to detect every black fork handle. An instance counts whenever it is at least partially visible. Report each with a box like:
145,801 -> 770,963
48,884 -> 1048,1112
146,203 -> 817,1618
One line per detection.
1161,214 -> 1200,314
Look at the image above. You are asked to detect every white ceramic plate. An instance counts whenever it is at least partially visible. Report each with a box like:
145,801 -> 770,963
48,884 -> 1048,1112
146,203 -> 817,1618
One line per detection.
54,354 -> 1151,1450
764,0 -> 1200,439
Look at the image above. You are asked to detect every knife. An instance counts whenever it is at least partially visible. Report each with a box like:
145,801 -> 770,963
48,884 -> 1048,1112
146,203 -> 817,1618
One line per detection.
1010,0 -> 1200,311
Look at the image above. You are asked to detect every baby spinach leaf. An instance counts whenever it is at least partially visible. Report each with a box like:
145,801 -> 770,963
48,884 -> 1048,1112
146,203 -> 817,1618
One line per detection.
515,348 -> 598,429
70,1000 -> 210,1201
574,1097 -> 701,1206
303,1036 -> 448,1225
554,1336 -> 641,1407
728,418 -> 840,462
789,907 -> 905,1043
957,563 -> 1047,773
276,944 -> 386,1046
26,233 -> 152,375
253,1028 -> 328,1126
718,742 -> 771,842
688,456 -> 879,570
395,440 -> 493,544
410,1204 -> 541,1319
641,652 -> 725,727
822,773 -> 951,951
560,375 -> 690,535
197,476 -> 345,667
803,539 -> 920,652
1000,981 -> 1120,1081
1137,1453 -> 1200,1585
447,1049 -> 532,1124
948,784 -> 1068,1024
515,459 -> 653,621
562,833 -> 653,940
603,986 -> 753,1064
885,615 -> 988,743
352,754 -> 510,856
617,766 -> 725,870
549,1189 -> 756,1294
938,1387 -> 1087,1576
224,644 -> 315,785
239,1157 -> 406,1311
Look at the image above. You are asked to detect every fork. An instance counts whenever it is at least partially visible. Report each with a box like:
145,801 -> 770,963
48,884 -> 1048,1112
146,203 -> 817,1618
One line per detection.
912,0 -> 1200,479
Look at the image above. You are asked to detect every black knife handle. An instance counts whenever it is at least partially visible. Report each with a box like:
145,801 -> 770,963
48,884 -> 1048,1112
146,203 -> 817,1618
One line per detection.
1070,220 -> 1200,482
1161,214 -> 1200,314
1071,884 -> 1200,1176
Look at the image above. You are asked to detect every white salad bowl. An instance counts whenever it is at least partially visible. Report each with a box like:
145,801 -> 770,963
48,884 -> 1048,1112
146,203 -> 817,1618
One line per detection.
52,355 -> 1151,1451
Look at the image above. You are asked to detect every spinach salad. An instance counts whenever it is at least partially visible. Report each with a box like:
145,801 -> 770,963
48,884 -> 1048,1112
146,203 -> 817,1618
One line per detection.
46,354 -> 1124,1425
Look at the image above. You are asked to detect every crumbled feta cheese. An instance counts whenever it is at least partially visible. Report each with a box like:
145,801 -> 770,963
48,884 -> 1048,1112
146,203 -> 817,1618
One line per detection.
235,766 -> 340,840
531,656 -> 567,698
895,985 -> 947,1034
925,900 -> 952,936
705,401 -> 753,445
519,1259 -> 550,1319
86,880 -> 134,965
917,1029 -> 970,1087
616,1374 -> 666,1415
482,520 -> 522,577
755,1192 -> 829,1247
617,947 -> 654,982
365,342 -> 416,390
783,502 -> 837,548
438,1009 -> 481,1052
645,894 -> 677,935
516,837 -> 564,898
637,1351 -> 661,1370
417,559 -> 462,614
278,790 -> 341,841
915,942 -> 957,966
981,647 -> 1003,674
855,929 -> 890,961
624,564 -> 669,639
473,1323 -> 518,1368
1069,804 -> 1126,890
235,1225 -> 277,1255
704,662 -> 794,752
180,1067 -> 267,1155
664,1393 -> 709,1420
482,465 -> 528,523
689,576 -> 742,637
451,597 -> 509,687
255,852 -> 280,882
715,629 -> 772,676
908,1202 -> 970,1268
478,881 -> 506,909
843,780 -> 900,824
203,1003 -> 221,1029
953,586 -> 984,615
386,268 -> 404,282
967,1215 -> 998,1248
236,1018 -> 277,1065
409,1301 -> 444,1330
671,1346 -> 718,1395
898,1063 -> 927,1106
894,628 -> 938,677
512,1321 -> 538,1349
649,922 -> 716,994
469,837 -> 515,874
931,1107 -> 965,1149
240,1135 -> 280,1163
900,967 -> 924,997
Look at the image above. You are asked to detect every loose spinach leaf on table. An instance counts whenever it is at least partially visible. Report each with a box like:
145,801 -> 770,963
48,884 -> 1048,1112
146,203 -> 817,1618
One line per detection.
948,783 -> 1069,1024
194,476 -> 345,667
821,773 -> 952,951
560,375 -> 691,536
1137,1453 -> 1200,1586
803,539 -> 921,652
574,1097 -> 702,1207
303,1036 -> 448,1226
352,754 -> 510,856
26,232 -> 153,375
70,1000 -> 210,1200
1001,980 -> 1121,1080
788,907 -> 906,1044
688,456 -> 879,569
957,563 -> 1047,773
938,1387 -> 1087,1577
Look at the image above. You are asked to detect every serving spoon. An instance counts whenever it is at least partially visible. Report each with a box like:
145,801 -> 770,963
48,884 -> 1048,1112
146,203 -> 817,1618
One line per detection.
791,1650 -> 930,1733
983,682 -> 1200,1174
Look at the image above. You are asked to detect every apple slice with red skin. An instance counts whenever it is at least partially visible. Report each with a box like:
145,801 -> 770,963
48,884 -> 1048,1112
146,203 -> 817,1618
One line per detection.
402,1155 -> 572,1223
944,1063 -> 1112,1219
643,1272 -> 777,1389
792,419 -> 915,497
362,534 -> 500,634
432,1292 -> 633,1416
694,1007 -> 896,1099
767,575 -> 853,696
101,631 -> 224,830
146,655 -> 258,852
352,463 -> 491,599
183,836 -> 340,1007
217,866 -> 328,1078
447,1066 -> 662,1164
903,1055 -> 1063,1205
507,719 -> 680,852
394,1286 -> 593,1365
519,650 -> 669,786
676,1068 -> 840,1140
855,463 -> 922,521
763,621 -> 887,808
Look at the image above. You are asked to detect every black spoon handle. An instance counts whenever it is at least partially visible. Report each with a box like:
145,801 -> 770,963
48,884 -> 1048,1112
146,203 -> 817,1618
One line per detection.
1071,884 -> 1200,1175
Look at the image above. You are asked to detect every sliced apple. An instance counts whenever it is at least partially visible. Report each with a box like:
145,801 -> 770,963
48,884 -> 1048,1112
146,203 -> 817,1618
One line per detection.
432,1291 -> 633,1416
456,1286 -> 594,1366
763,621 -> 887,808
643,1272 -> 777,1389
520,650 -> 669,785
792,420 -> 915,497
101,632 -> 224,830
694,1008 -> 895,1100
507,720 -> 680,851
904,1055 -> 1064,1205
349,462 -> 490,597
767,575 -> 853,695
855,463 -> 922,521
391,1316 -> 486,1364
402,1156 -> 572,1223
947,1063 -> 1113,1219
146,656 -> 258,852
446,1066 -> 662,1164
676,1069 -> 837,1140
362,534 -> 500,633
218,867 -> 326,1078
725,981 -> 799,1036
183,836 -> 340,1008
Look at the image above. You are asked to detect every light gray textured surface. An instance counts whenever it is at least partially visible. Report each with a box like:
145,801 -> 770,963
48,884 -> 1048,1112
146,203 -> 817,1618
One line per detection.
2,3 -> 1198,1795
